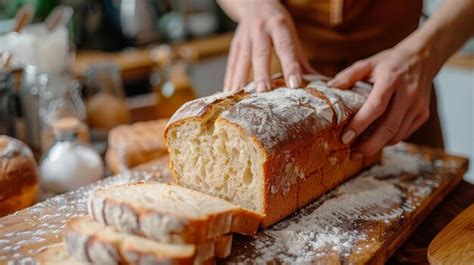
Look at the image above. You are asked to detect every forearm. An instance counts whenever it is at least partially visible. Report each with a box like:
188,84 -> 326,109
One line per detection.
396,0 -> 474,76
217,0 -> 281,22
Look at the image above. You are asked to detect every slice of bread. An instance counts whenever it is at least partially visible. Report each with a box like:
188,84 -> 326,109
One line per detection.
88,183 -> 262,244
64,217 -> 230,265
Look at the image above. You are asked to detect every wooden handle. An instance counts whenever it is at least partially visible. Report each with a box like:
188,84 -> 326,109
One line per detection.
45,5 -> 74,31
12,4 -> 35,33
428,204 -> 474,265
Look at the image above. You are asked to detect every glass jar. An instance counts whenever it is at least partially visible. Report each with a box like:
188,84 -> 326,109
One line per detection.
150,45 -> 196,118
40,117 -> 103,194
38,73 -> 89,153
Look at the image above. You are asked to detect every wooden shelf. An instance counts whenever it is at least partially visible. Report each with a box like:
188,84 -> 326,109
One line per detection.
73,33 -> 233,81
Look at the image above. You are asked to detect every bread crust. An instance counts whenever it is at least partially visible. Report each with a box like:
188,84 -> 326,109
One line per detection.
165,75 -> 381,227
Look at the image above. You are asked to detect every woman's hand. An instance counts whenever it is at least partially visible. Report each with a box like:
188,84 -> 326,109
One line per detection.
219,0 -> 314,92
328,46 -> 437,159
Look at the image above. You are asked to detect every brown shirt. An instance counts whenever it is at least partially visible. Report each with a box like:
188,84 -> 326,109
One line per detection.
284,0 -> 423,75
283,0 -> 443,148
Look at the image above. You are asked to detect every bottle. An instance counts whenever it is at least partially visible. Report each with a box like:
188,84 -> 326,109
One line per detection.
38,73 -> 89,153
150,45 -> 196,118
39,117 -> 103,194
84,63 -> 130,132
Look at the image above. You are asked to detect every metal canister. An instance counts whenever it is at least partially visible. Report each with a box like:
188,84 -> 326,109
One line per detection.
19,65 -> 43,149
0,67 -> 16,137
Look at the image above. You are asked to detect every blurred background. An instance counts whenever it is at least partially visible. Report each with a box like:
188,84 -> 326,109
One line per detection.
0,0 -> 472,195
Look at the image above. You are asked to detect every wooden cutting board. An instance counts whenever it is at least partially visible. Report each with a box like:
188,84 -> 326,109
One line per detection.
428,204 -> 474,265
0,143 -> 469,264
226,144 -> 469,264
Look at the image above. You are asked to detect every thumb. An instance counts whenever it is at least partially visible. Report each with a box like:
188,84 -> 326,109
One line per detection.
328,60 -> 372,89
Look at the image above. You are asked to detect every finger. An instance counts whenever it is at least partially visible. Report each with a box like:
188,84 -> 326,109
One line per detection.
341,72 -> 396,145
327,60 -> 372,89
387,108 -> 417,146
405,108 -> 430,139
252,31 -> 272,92
224,36 -> 241,91
352,90 -> 409,157
230,38 -> 252,91
269,17 -> 302,88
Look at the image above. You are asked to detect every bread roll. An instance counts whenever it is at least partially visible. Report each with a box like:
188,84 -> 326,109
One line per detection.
0,135 -> 39,217
165,75 -> 380,227
106,119 -> 169,173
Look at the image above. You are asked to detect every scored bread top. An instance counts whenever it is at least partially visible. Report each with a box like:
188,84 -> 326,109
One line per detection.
166,75 -> 370,152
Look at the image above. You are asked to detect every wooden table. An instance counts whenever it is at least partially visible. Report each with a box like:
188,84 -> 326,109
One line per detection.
389,180 -> 474,264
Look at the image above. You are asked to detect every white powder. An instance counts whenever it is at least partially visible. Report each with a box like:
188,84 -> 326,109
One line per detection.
255,176 -> 402,263
363,144 -> 431,177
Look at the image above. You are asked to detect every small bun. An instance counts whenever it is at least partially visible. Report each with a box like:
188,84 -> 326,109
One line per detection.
0,136 -> 39,217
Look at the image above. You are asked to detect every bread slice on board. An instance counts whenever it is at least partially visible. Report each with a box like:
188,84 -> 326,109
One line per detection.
88,182 -> 263,244
63,216 -> 231,265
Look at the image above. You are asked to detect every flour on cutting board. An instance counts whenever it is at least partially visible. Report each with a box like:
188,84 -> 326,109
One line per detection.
228,143 -> 452,264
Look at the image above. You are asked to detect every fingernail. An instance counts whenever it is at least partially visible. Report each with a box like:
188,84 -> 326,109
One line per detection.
327,79 -> 336,86
351,152 -> 364,160
341,129 -> 356,144
256,81 -> 267,92
288,75 -> 300,88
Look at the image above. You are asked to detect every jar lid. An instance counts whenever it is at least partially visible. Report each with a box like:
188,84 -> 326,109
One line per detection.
52,117 -> 81,136
0,136 -> 9,148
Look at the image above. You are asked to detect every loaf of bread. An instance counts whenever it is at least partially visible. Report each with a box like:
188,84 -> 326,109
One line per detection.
0,135 -> 39,217
63,217 -> 228,264
165,75 -> 380,227
106,119 -> 169,174
88,182 -> 263,243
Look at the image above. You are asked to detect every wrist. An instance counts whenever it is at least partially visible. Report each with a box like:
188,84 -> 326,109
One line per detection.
218,0 -> 282,22
395,30 -> 443,78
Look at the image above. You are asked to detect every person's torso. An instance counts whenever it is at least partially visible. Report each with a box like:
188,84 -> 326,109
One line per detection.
283,0 -> 423,75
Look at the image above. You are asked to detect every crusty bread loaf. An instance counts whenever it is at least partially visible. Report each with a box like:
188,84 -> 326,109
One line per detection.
0,135 -> 39,217
63,217 -> 230,265
165,75 -> 380,227
88,182 -> 263,244
106,119 -> 169,174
